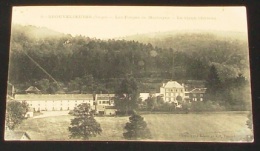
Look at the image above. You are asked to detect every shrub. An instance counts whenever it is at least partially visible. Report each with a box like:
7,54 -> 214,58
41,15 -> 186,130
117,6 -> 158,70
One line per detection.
123,112 -> 152,140
189,101 -> 225,112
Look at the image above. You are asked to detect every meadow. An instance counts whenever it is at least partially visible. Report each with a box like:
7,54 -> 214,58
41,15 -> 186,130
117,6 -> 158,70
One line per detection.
15,112 -> 253,142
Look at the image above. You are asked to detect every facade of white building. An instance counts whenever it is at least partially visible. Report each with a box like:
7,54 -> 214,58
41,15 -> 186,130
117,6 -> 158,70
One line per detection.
14,93 -> 117,115
15,94 -> 95,112
159,81 -> 185,105
94,94 -> 116,115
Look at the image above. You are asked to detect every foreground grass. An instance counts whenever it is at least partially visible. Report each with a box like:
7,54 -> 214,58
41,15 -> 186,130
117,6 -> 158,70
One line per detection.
15,112 -> 253,142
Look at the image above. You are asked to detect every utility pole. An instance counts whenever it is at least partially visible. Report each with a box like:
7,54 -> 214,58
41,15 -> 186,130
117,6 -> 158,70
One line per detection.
172,54 -> 175,80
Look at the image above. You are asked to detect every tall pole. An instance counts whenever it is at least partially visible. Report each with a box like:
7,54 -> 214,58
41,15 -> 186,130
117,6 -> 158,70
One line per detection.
172,54 -> 174,80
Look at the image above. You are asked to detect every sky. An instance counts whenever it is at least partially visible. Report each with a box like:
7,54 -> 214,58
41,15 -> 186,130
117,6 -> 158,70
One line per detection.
12,6 -> 248,39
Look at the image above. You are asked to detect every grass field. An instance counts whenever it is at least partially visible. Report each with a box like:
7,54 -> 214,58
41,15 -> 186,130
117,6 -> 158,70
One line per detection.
14,112 -> 253,142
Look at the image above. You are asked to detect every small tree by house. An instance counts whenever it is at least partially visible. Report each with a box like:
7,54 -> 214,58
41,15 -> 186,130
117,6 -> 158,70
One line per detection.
123,111 -> 152,140
146,96 -> 157,111
68,103 -> 102,140
176,95 -> 182,102
115,76 -> 140,115
6,100 -> 29,130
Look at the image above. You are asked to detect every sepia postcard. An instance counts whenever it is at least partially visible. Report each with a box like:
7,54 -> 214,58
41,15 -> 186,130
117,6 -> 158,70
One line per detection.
5,6 -> 253,142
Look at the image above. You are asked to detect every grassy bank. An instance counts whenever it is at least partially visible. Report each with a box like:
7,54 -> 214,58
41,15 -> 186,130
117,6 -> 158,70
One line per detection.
14,112 -> 252,142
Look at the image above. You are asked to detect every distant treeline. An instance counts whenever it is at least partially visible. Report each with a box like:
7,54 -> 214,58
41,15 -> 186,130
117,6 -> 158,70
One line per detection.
9,25 -> 249,93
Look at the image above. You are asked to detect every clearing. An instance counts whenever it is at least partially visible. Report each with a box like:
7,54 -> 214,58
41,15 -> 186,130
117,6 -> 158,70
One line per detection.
14,111 -> 253,142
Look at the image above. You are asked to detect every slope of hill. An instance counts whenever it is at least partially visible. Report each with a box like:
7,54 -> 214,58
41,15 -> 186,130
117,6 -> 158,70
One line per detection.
8,25 -> 250,93
11,24 -> 68,40
118,30 -> 250,80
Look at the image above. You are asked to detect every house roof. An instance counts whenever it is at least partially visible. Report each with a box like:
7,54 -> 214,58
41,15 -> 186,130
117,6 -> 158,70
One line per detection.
25,86 -> 41,92
15,94 -> 94,101
5,131 -> 31,140
96,94 -> 115,100
163,81 -> 183,88
190,88 -> 207,93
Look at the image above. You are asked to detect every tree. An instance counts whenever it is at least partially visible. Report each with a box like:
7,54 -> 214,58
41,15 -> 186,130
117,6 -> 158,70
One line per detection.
222,74 -> 251,111
146,95 -> 158,111
35,78 -> 50,93
81,74 -> 95,93
68,103 -> 102,140
176,95 -> 183,102
123,112 -> 152,140
115,76 -> 139,114
205,65 -> 223,102
6,100 -> 29,130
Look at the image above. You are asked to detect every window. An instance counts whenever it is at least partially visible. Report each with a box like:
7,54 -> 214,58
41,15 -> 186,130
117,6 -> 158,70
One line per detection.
193,94 -> 196,97
200,94 -> 203,97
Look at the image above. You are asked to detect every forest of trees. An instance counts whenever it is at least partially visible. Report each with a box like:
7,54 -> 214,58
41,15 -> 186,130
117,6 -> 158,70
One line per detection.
8,24 -> 250,96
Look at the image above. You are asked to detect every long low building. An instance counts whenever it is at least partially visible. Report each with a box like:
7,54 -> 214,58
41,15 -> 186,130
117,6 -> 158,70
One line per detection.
14,94 -> 95,112
13,93 -> 118,115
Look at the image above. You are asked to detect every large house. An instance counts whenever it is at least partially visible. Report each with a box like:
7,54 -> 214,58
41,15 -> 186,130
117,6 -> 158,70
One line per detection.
159,81 -> 207,105
159,81 -> 185,105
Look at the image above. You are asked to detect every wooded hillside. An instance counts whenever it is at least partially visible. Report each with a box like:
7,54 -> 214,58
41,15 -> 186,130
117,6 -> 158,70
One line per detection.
8,24 -> 250,93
